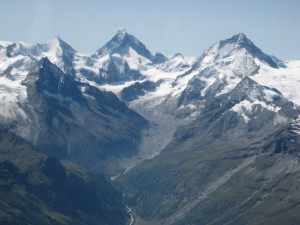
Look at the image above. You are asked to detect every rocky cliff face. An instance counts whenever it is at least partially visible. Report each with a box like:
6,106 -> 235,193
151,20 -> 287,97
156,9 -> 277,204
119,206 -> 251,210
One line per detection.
0,129 -> 129,225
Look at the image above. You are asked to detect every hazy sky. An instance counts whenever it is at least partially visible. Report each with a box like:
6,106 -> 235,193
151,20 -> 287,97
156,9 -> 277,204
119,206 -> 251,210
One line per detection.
0,0 -> 299,59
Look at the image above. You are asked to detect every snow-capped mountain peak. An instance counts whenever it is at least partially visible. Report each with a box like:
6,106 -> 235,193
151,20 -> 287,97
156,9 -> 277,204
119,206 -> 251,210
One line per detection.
228,32 -> 252,46
199,33 -> 283,69
237,32 -> 246,42
48,36 -> 76,53
40,36 -> 76,74
95,28 -> 154,65
49,36 -> 63,47
0,32 -> 299,124
3,37 -> 75,59
116,27 -> 128,40
0,37 -> 77,76
174,33 -> 289,113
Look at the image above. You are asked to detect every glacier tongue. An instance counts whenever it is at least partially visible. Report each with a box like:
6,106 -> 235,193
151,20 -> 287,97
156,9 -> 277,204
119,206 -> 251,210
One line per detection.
0,76 -> 27,120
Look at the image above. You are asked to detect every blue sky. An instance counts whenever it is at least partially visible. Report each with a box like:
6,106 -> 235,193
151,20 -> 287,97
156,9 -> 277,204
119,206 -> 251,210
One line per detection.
0,0 -> 299,59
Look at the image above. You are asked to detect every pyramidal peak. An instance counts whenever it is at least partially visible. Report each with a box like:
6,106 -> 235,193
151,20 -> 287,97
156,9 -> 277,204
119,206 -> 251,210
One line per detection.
116,27 -> 127,40
200,32 -> 283,69
232,32 -> 253,46
49,36 -> 64,47
48,36 -> 67,46
48,37 -> 60,52
95,27 -> 154,62
237,32 -> 247,42
51,36 -> 63,42
220,32 -> 254,48
49,36 -> 75,51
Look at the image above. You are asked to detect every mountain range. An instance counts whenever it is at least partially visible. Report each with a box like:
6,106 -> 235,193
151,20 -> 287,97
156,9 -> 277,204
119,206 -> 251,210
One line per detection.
0,28 -> 300,225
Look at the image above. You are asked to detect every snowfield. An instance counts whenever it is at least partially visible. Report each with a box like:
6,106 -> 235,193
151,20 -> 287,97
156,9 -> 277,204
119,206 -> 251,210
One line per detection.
0,31 -> 300,124
252,60 -> 300,105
